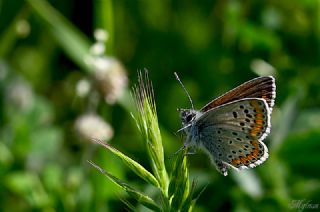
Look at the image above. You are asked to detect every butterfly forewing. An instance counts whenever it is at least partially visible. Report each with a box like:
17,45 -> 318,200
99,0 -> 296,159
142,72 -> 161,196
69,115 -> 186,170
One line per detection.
201,76 -> 276,112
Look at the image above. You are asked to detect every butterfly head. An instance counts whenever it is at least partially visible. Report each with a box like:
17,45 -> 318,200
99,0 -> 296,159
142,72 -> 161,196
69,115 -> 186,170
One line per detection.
177,108 -> 198,127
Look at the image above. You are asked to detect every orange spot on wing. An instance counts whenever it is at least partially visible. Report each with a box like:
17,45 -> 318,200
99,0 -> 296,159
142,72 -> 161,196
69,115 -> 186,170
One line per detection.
250,100 -> 265,137
232,140 -> 262,166
241,156 -> 249,163
231,159 -> 241,166
251,140 -> 260,158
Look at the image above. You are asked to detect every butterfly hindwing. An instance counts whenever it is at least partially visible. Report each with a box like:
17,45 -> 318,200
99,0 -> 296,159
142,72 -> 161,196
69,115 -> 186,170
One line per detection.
196,98 -> 270,175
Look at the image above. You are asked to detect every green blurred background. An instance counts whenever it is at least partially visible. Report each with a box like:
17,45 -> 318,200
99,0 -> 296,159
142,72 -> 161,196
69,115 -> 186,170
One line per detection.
0,0 -> 320,211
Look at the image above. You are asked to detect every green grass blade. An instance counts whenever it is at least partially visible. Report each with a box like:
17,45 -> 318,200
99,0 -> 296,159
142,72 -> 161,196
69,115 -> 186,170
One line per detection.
88,160 -> 161,212
118,196 -> 139,212
182,182 -> 207,212
92,139 -> 160,188
93,0 -> 114,54
169,150 -> 190,210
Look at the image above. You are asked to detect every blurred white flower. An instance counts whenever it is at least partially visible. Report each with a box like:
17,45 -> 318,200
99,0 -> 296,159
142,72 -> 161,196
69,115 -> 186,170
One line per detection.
6,78 -> 34,111
86,56 -> 128,104
76,78 -> 91,98
90,42 -> 105,56
94,29 -> 109,42
75,113 -> 113,142
93,56 -> 113,72
84,29 -> 128,104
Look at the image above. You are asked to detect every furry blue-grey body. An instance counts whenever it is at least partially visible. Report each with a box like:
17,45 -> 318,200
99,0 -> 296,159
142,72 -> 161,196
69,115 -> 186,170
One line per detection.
178,109 -> 202,146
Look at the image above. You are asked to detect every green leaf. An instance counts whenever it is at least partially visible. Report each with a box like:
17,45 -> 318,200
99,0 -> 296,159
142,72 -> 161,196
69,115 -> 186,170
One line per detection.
181,181 -> 207,212
93,139 -> 159,188
169,150 -> 190,211
118,197 -> 139,212
88,160 -> 161,212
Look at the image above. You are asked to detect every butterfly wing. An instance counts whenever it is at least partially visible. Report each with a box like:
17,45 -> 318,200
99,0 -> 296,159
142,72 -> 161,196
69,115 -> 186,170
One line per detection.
201,76 -> 276,112
196,98 -> 270,176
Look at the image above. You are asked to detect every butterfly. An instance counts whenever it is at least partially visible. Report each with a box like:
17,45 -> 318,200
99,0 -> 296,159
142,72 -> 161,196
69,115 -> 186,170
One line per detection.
176,74 -> 276,176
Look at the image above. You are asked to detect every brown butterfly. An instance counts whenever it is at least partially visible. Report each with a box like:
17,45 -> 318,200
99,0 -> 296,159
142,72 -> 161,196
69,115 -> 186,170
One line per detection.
176,74 -> 276,176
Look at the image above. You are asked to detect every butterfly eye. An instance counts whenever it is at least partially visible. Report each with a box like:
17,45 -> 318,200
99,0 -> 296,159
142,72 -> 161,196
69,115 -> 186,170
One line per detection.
186,114 -> 194,122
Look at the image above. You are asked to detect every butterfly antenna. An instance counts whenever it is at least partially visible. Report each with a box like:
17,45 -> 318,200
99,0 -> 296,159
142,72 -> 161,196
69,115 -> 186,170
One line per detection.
174,72 -> 194,110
